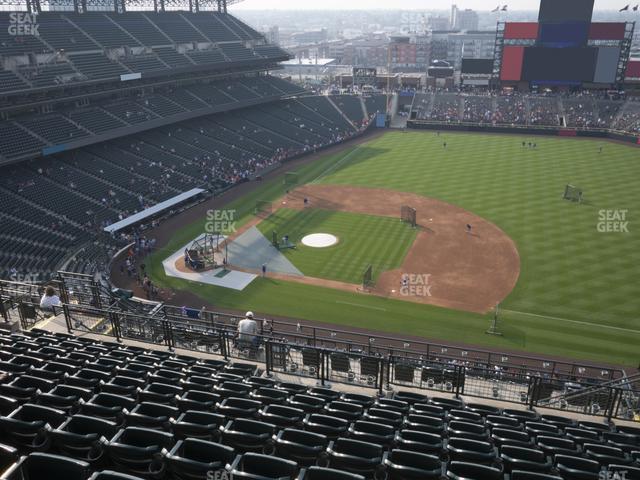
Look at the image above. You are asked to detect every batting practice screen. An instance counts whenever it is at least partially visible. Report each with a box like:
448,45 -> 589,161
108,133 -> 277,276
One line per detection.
362,264 -> 373,288
255,200 -> 272,215
401,205 -> 417,228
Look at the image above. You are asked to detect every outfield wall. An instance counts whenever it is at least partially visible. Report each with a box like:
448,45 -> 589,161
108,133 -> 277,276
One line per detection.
407,120 -> 640,145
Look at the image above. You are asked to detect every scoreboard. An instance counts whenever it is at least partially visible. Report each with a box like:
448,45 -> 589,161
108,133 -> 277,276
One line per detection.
500,0 -> 633,86
353,67 -> 377,87
498,0 -> 629,86
538,0 -> 594,24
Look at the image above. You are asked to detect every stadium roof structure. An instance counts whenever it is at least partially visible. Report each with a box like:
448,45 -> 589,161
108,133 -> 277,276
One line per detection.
282,57 -> 337,67
104,188 -> 206,233
4,0 -> 243,14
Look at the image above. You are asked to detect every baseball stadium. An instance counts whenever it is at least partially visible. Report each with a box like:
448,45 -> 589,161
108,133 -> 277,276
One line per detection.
0,0 -> 639,478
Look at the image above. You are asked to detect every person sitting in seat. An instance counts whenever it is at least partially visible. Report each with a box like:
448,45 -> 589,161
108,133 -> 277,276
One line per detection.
40,286 -> 62,311
237,311 -> 259,348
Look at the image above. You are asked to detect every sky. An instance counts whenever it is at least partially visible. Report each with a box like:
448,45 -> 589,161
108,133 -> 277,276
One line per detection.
232,0 -> 636,11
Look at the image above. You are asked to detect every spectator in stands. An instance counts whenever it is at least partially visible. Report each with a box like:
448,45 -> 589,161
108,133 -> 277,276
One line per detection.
263,319 -> 273,336
237,311 -> 259,347
40,286 -> 62,310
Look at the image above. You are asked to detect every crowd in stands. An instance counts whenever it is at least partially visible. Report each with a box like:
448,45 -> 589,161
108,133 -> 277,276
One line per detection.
0,93 -> 380,282
493,95 -> 527,125
616,98 -> 640,133
412,90 -> 639,132
429,94 -> 461,122
462,95 -> 493,123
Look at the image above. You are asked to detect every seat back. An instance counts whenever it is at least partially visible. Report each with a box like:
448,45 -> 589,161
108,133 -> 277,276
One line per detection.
6,453 -> 90,480
334,438 -> 382,459
58,414 -> 117,439
301,466 -> 364,480
181,438 -> 235,465
510,470 -> 563,480
88,469 -> 147,479
447,461 -> 502,480
280,428 -> 328,448
554,454 -> 600,473
387,448 -> 441,470
238,453 -> 298,478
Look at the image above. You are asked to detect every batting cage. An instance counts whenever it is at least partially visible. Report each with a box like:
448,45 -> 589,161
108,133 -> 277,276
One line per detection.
401,205 -> 417,228
563,184 -> 583,203
184,233 -> 227,271
284,172 -> 299,186
255,200 -> 272,216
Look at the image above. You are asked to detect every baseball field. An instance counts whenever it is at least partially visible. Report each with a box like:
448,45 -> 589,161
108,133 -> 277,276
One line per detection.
147,130 -> 640,366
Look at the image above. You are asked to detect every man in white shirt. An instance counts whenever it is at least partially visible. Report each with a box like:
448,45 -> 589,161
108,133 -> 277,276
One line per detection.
237,311 -> 258,347
40,286 -> 62,311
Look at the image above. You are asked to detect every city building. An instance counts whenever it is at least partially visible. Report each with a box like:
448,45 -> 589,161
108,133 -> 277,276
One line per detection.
343,37 -> 388,67
430,30 -> 458,64
451,5 -> 480,31
429,16 -> 451,31
389,34 -> 432,72
457,9 -> 480,31
448,30 -> 496,69
290,28 -> 328,45
280,57 -> 340,83
265,26 -> 280,45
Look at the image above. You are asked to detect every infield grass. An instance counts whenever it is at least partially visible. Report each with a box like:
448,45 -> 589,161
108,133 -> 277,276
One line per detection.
148,131 -> 640,366
256,208 -> 417,283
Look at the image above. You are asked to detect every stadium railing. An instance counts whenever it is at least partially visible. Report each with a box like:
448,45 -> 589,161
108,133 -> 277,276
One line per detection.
161,304 -> 622,385
59,302 -> 638,421
1,275 -> 636,421
407,119 -> 640,145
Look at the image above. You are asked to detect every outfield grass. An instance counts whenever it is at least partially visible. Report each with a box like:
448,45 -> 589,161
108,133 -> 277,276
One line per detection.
148,131 -> 640,366
256,208 -> 416,283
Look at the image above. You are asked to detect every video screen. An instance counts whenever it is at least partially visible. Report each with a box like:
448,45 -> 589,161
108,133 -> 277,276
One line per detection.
521,47 -> 597,82
538,0 -> 594,23
538,22 -> 590,47
461,59 -> 494,75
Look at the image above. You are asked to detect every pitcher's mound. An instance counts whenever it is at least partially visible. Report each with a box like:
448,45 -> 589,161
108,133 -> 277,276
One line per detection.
301,233 -> 338,248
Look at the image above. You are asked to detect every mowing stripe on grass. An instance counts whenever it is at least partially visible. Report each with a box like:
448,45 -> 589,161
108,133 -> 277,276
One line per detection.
336,300 -> 387,311
310,145 -> 362,184
502,309 -> 640,335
